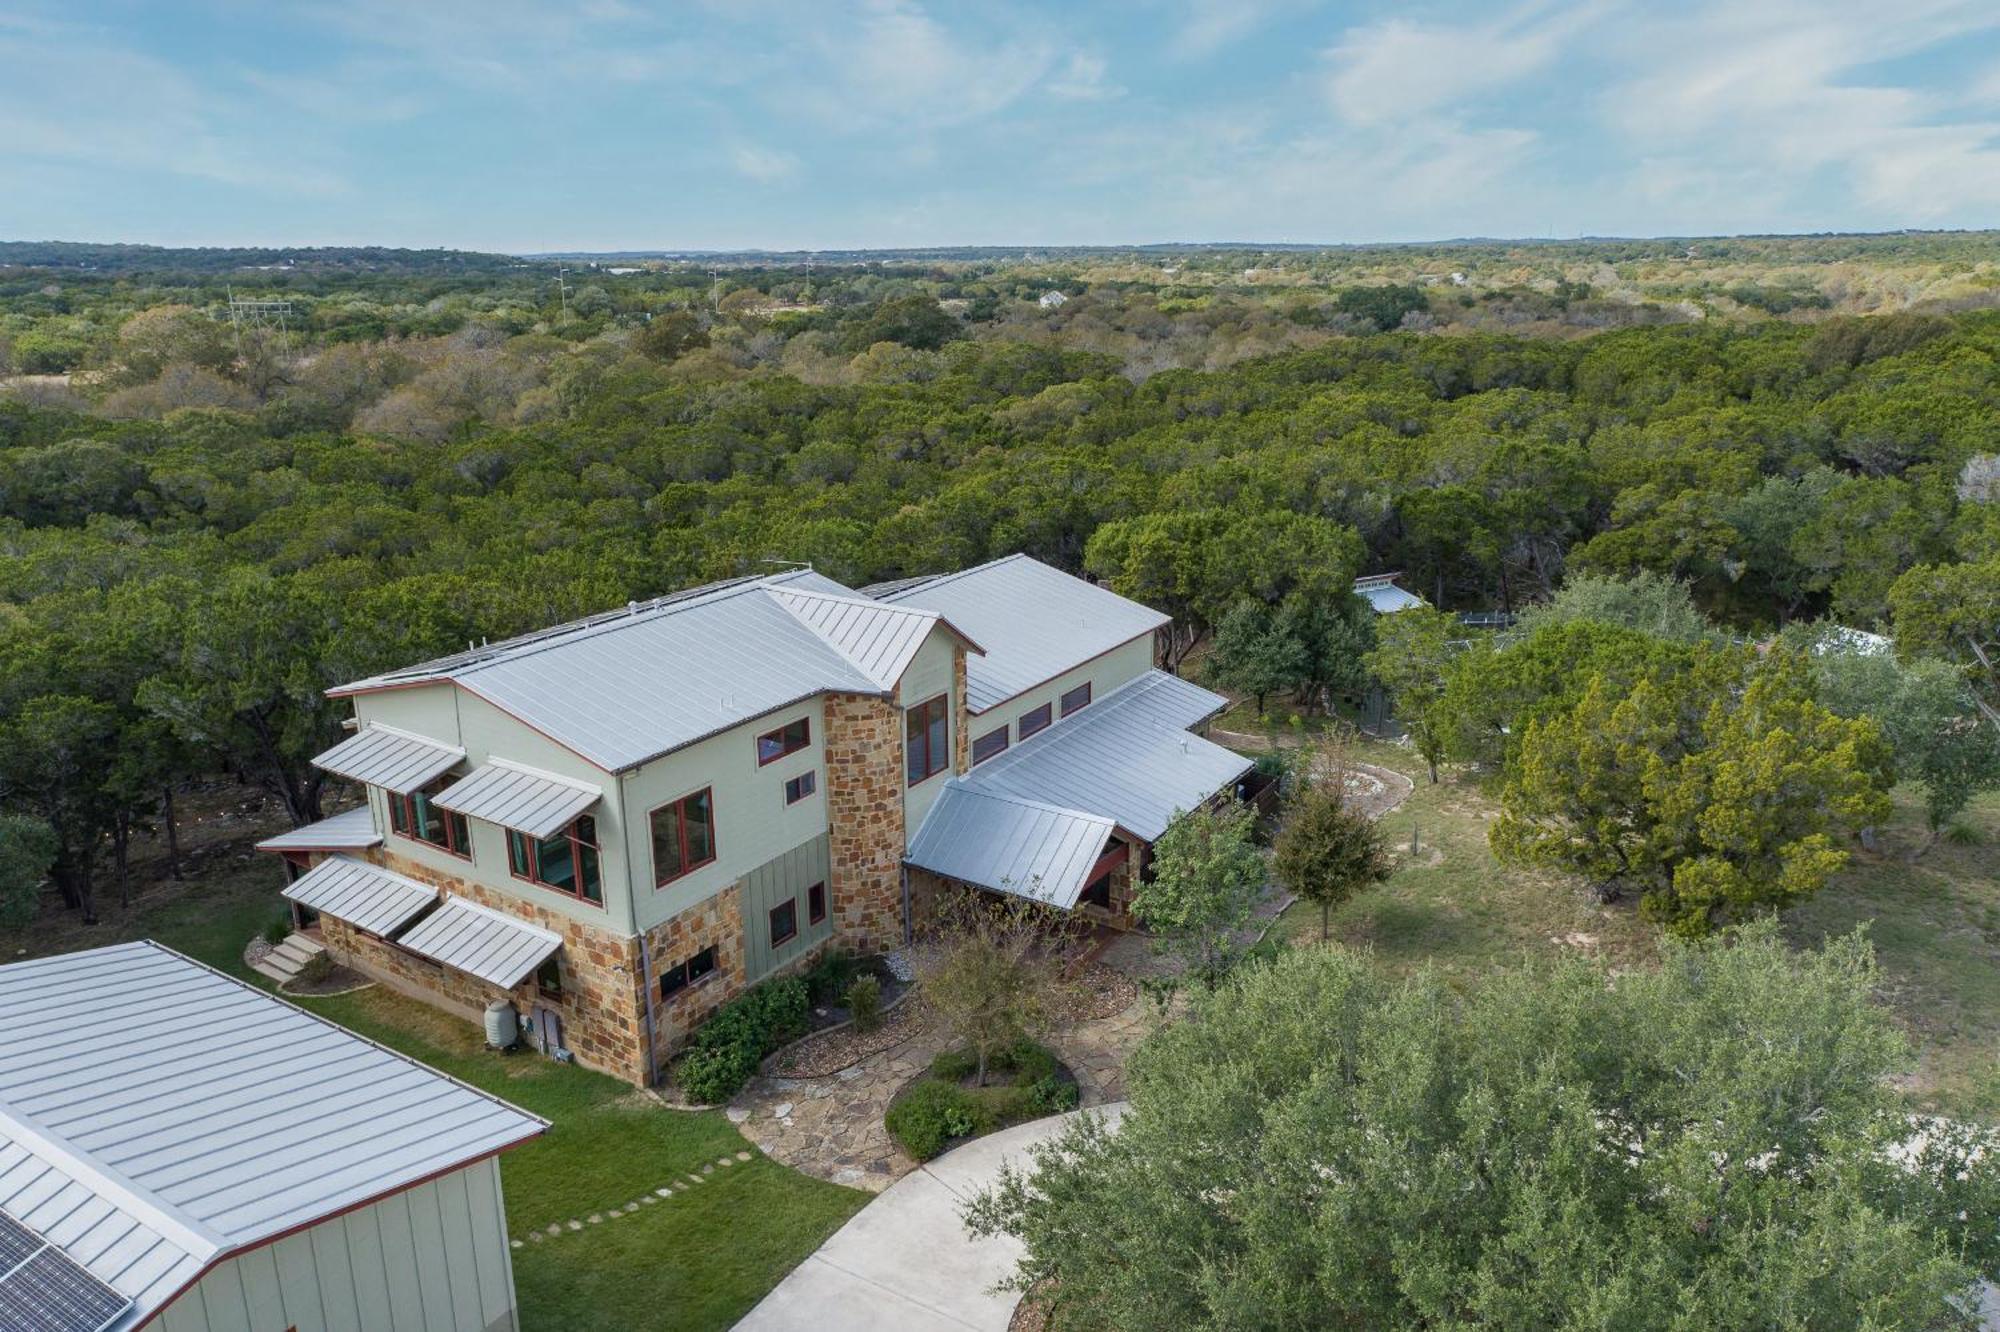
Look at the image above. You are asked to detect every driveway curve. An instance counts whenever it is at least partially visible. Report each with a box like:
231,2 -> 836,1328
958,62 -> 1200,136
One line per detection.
735,1101 -> 1130,1331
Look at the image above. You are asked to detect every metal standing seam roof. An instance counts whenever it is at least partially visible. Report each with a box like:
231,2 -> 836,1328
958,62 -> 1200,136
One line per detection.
433,761 -> 603,840
311,724 -> 464,795
0,942 -> 547,1330
279,855 -> 437,937
396,898 -> 565,990
871,554 -> 1170,713
768,586 -> 982,690
252,805 -> 381,853
905,787 -> 1115,908
328,572 -> 889,774
957,669 -> 1251,842
1354,574 -> 1426,614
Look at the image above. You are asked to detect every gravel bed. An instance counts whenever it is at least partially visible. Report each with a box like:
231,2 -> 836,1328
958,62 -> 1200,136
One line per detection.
1053,961 -> 1138,1025
765,992 -> 932,1079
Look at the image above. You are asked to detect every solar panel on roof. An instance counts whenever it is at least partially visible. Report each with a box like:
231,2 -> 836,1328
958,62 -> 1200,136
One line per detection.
0,1211 -> 132,1332
0,1211 -> 41,1270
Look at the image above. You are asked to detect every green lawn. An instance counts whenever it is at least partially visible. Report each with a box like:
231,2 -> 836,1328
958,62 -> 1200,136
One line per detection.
20,830 -> 867,1332
1274,737 -> 2000,1122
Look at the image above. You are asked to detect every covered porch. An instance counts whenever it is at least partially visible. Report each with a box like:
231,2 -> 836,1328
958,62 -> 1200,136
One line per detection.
905,669 -> 1252,931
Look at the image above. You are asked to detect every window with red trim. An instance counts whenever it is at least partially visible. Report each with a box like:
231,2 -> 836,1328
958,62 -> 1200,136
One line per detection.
651,788 -> 717,886
769,898 -> 797,948
905,694 -> 949,786
387,780 -> 472,860
808,881 -> 826,925
506,815 -> 602,905
1018,702 -> 1052,738
757,716 -> 811,766
971,727 -> 1009,765
1060,681 -> 1092,717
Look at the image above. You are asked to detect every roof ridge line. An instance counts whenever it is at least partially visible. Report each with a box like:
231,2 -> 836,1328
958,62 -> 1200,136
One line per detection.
941,782 -> 1118,825
873,551 -> 1026,601
0,1093 -> 229,1264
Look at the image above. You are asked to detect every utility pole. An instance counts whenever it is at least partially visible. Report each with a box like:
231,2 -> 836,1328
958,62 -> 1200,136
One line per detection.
554,264 -> 571,324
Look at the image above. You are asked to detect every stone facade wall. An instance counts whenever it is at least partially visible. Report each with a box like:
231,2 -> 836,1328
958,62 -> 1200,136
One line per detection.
641,883 -> 746,1072
320,845 -> 653,1085
822,691 -> 906,952
951,648 -> 969,774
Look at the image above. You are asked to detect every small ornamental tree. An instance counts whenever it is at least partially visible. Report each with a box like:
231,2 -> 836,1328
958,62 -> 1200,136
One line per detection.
915,892 -> 1078,1087
968,925 -> 2000,1331
1131,802 -> 1266,989
1273,774 -> 1391,942
1362,605 -> 1459,782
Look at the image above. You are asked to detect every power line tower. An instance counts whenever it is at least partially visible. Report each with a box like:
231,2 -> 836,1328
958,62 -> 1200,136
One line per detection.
225,288 -> 295,360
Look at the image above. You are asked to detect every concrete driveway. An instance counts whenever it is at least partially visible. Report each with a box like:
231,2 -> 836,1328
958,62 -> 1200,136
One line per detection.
735,1101 -> 1129,1331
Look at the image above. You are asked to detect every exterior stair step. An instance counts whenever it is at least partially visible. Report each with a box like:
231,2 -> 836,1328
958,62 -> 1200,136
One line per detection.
251,932 -> 324,985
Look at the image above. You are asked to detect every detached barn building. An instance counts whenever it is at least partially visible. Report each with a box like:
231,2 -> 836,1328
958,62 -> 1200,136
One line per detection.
0,941 -> 546,1332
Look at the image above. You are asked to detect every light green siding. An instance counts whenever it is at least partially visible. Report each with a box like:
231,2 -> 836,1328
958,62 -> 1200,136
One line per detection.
737,832 -> 834,981
967,632 -> 1155,766
156,1158 -> 518,1332
900,627 -> 959,843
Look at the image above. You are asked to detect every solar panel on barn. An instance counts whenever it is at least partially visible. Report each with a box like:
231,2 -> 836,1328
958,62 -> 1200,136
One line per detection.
0,1209 -> 132,1332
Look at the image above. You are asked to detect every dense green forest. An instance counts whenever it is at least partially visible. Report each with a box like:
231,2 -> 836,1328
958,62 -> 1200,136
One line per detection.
2,242 -> 1998,928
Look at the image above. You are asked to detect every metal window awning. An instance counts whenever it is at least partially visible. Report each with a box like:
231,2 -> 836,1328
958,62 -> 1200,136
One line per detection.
906,784 -> 1116,909
255,805 -> 382,853
280,855 -> 436,937
431,761 -> 602,840
397,897 -> 563,990
311,724 -> 463,796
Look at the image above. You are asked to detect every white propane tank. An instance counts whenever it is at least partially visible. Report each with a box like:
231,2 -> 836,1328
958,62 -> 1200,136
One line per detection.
484,998 -> 519,1049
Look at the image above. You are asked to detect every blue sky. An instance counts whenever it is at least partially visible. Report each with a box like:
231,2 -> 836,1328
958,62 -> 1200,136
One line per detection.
5,1 -> 2000,252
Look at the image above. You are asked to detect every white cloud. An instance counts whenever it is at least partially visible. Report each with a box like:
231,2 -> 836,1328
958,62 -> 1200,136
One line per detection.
791,0 -> 1056,129
1323,4 -> 1592,126
1046,51 -> 1122,102
731,143 -> 800,183
1169,0 -> 1301,61
0,31 -> 345,195
1599,0 -> 2000,222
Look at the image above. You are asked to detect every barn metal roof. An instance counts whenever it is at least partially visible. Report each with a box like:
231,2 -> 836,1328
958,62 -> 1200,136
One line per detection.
397,898 -> 564,990
871,555 -> 1168,713
433,761 -> 602,840
768,586 -> 981,690
253,805 -> 381,853
906,787 -> 1114,908
280,855 -> 437,937
0,942 -> 546,1330
328,571 -> 904,774
311,724 -> 463,795
1354,574 -> 1426,614
957,670 -> 1249,842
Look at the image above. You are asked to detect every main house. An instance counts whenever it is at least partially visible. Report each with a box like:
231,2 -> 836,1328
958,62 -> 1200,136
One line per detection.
259,555 -> 1250,1086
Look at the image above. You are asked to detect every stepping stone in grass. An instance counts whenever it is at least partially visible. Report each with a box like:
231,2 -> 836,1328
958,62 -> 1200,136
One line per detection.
717,1157 -> 734,1167
587,1214 -> 603,1225
510,1240 -> 522,1249
568,1220 -> 583,1232
654,1187 -> 674,1198
735,1151 -> 753,1162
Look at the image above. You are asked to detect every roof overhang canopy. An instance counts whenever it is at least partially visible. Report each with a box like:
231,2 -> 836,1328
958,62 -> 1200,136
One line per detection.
254,806 -> 381,854
280,855 -> 436,937
906,785 -> 1116,909
397,897 -> 564,989
432,761 -> 602,840
311,724 -> 463,796
959,670 -> 1251,843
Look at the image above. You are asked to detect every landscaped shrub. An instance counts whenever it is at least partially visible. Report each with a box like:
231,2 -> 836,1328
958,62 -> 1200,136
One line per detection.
263,919 -> 290,945
846,974 -> 882,1032
677,1042 -> 762,1105
805,949 -> 866,1006
885,1080 -> 987,1159
676,975 -> 811,1104
886,1041 -> 1079,1159
294,949 -> 333,985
